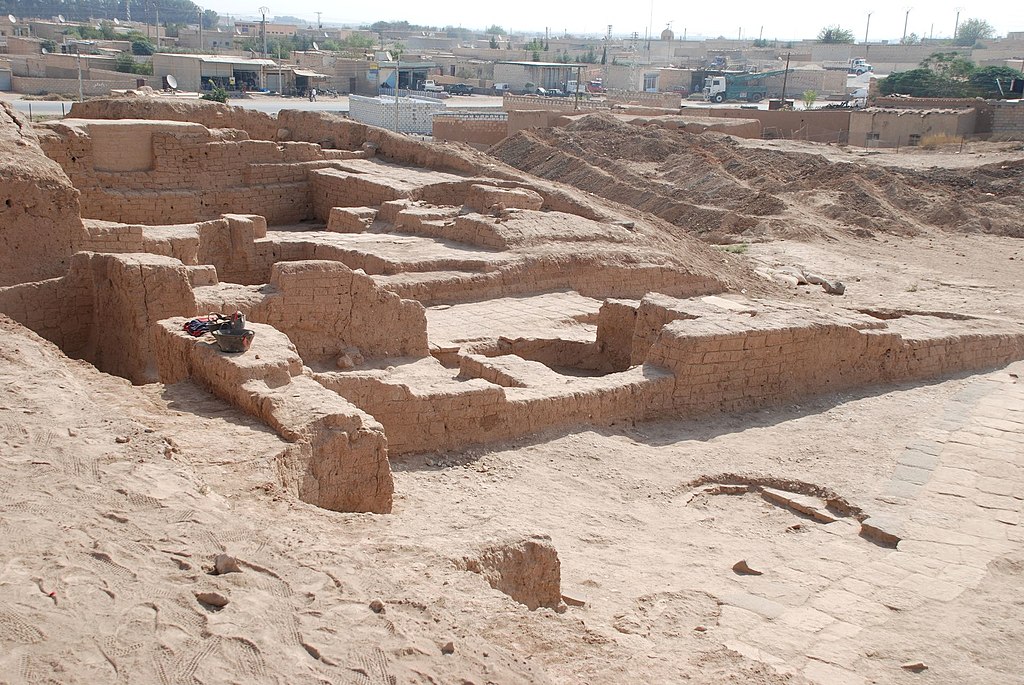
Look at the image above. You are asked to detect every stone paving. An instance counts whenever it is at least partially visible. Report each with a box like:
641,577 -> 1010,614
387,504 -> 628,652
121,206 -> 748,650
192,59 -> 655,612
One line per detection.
708,361 -> 1024,684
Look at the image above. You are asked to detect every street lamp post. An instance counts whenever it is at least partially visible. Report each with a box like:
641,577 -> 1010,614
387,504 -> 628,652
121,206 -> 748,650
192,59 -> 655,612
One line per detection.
902,7 -> 912,44
259,6 -> 269,59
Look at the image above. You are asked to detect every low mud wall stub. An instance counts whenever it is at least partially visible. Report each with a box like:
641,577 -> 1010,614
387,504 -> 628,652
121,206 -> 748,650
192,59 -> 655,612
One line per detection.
195,260 -> 429,364
154,319 -> 393,513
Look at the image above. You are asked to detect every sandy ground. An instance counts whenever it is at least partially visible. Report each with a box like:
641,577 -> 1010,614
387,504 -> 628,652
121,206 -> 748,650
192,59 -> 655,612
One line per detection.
2,117 -> 1023,682
2,223 -> 1023,683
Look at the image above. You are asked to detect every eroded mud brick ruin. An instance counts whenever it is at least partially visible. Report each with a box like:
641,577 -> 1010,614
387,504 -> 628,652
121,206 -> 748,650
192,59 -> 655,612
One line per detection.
4,97 -> 1021,515
2,95 -> 1024,683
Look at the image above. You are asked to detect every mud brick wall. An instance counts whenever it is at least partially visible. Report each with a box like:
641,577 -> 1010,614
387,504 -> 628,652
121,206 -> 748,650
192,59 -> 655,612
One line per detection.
0,252 -> 202,382
75,253 -> 199,384
645,316 -> 1024,417
382,258 -> 722,306
37,121 -> 332,225
432,113 -> 509,147
194,260 -> 429,363
316,362 -> 673,455
311,168 -> 411,220
154,320 -> 393,514
0,276 -> 92,354
0,103 -> 83,287
81,221 -> 145,253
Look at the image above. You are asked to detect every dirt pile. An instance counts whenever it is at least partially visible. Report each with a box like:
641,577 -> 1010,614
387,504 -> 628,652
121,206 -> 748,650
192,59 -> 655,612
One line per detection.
488,113 -> 1024,242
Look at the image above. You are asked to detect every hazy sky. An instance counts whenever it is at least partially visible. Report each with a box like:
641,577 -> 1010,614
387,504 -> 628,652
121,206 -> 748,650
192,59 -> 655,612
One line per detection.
208,0 -> 1020,42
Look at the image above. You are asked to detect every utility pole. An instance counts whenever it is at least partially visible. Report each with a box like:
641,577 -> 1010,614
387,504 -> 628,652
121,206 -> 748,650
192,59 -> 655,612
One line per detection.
864,11 -> 872,44
953,7 -> 962,41
154,3 -> 159,49
198,6 -> 203,51
902,7 -> 912,44
126,0 -> 131,22
259,6 -> 269,59
394,53 -> 400,133
781,51 -> 791,107
315,11 -> 322,29
75,45 -> 83,102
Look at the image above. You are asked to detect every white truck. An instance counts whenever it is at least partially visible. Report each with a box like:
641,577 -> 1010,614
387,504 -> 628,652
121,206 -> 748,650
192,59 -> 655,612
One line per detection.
822,58 -> 873,75
421,80 -> 444,92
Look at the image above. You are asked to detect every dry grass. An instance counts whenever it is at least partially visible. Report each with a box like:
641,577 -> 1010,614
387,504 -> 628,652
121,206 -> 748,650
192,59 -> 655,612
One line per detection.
919,133 -> 961,150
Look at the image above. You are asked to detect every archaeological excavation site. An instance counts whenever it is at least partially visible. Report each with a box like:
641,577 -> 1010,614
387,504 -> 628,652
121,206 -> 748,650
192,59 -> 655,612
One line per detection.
1,95 -> 1023,684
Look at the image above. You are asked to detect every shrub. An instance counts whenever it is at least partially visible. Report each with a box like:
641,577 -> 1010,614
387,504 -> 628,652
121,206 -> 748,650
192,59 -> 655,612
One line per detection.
201,84 -> 229,103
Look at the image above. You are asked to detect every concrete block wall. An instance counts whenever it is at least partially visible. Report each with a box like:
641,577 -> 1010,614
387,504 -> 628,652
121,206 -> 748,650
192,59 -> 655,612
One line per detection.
992,101 -> 1024,137
348,95 -> 446,135
12,74 -> 140,96
502,94 -> 609,112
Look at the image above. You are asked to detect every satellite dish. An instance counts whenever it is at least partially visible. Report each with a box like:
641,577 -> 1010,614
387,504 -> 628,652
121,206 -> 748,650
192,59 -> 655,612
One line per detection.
8,14 -> 16,24
165,74 -> 178,89
312,41 -> 319,50
113,18 -> 120,25
235,28 -> 241,35
41,48 -> 49,54
58,14 -> 66,23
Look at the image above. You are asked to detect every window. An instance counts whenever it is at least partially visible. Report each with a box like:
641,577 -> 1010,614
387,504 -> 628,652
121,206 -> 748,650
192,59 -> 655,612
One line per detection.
908,134 -> 921,146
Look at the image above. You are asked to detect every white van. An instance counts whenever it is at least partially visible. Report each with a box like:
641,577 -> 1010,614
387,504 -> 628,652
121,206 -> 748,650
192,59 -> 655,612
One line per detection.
493,83 -> 511,94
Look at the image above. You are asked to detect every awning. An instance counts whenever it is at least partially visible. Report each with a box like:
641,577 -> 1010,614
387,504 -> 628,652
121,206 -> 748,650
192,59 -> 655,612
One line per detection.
293,69 -> 329,78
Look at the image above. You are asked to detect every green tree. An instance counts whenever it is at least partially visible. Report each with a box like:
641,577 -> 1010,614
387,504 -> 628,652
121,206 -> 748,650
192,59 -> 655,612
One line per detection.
802,90 -> 818,107
485,25 -> 506,35
954,18 -> 995,46
817,25 -> 855,43
921,51 -> 974,80
489,35 -> 498,49
115,53 -> 152,75
131,39 -> 156,55
601,46 -> 607,64
879,68 -> 968,97
900,32 -> 921,45
969,65 -> 1024,98
201,9 -> 219,29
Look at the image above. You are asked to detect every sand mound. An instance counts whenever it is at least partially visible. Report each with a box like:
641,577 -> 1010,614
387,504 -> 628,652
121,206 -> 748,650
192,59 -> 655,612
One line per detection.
489,112 -> 1024,241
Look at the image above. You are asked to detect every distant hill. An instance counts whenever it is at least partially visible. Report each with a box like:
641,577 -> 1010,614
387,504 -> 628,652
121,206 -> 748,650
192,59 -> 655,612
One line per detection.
1,0 -> 202,27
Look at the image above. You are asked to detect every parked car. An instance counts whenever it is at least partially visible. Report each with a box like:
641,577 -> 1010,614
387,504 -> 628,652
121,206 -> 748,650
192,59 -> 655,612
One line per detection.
446,83 -> 474,95
545,88 -> 570,97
